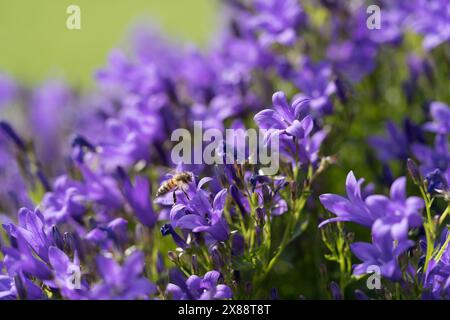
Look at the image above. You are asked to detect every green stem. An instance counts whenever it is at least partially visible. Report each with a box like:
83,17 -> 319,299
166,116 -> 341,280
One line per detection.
439,205 -> 450,226
435,230 -> 450,262
420,187 -> 435,272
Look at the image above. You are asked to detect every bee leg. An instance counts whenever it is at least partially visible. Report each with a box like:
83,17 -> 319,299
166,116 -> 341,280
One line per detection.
182,190 -> 190,200
172,190 -> 177,203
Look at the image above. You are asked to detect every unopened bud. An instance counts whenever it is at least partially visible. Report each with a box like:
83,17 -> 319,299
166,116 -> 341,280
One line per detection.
407,158 -> 422,186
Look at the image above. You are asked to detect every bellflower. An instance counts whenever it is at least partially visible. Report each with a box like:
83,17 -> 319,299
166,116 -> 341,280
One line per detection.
351,226 -> 414,281
29,80 -> 73,171
0,272 -> 43,300
423,102 -> 450,135
254,91 -> 311,139
85,217 -> 129,248
293,58 -> 336,115
0,273 -> 15,300
171,185 -> 229,243
320,172 -> 424,240
411,0 -> 450,50
369,119 -> 424,163
366,177 -> 424,231
41,175 -> 86,224
119,171 -> 157,228
247,0 -> 306,47
413,134 -> 450,187
90,250 -> 156,300
166,270 -> 232,300
46,246 -> 86,299
319,171 -> 382,227
423,230 -> 450,299
425,169 -> 450,196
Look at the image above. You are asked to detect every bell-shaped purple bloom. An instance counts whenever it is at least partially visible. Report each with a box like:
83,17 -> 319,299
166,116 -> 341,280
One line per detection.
254,91 -> 327,168
413,134 -> 450,188
423,229 -> 450,299
365,177 -> 424,230
2,229 -> 52,280
293,58 -> 336,115
319,171 -> 383,227
368,119 -> 425,163
254,91 -> 312,140
29,80 -> 73,171
423,102 -> 450,135
0,274 -> 15,300
0,272 -> 43,300
320,172 -> 424,240
41,175 -> 86,224
46,246 -> 87,299
351,226 -> 414,281
121,172 -> 157,228
85,217 -> 128,248
90,250 -> 156,300
166,270 -> 232,300
171,185 -> 229,243
411,0 -> 450,51
247,0 -> 306,47
426,169 -> 449,195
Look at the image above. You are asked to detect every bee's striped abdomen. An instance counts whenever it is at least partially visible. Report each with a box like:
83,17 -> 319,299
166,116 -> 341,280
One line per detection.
156,179 -> 177,197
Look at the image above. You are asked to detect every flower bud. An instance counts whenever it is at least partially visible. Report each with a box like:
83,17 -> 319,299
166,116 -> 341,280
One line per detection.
52,226 -> 64,250
167,251 -> 178,263
407,158 -> 422,186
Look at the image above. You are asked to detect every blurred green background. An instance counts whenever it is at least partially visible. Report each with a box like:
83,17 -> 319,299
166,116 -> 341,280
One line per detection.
0,0 -> 218,87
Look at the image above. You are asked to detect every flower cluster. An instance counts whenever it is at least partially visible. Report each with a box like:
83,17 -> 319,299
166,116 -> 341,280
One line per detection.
0,0 -> 449,300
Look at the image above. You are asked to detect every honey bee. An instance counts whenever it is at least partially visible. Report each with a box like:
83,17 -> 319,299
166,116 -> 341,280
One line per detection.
156,171 -> 193,200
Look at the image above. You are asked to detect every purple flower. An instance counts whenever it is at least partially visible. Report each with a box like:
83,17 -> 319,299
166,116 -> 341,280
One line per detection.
47,246 -> 86,299
425,169 -> 449,195
90,250 -> 156,300
78,163 -> 123,211
423,102 -> 450,135
369,119 -> 424,163
120,171 -> 157,228
41,175 -> 86,224
365,177 -> 424,231
254,91 -> 327,167
247,0 -> 306,47
423,230 -> 450,299
85,217 -> 128,248
2,218 -> 53,280
254,91 -> 312,138
170,184 -> 229,243
351,226 -> 413,281
0,274 -> 15,300
319,171 -> 382,227
9,208 -> 54,263
0,272 -> 43,300
166,270 -> 232,300
411,0 -> 450,51
413,134 -> 450,187
292,58 -> 336,115
320,173 -> 424,239
29,80 -> 73,171
327,8 -> 379,84
0,136 -> 32,213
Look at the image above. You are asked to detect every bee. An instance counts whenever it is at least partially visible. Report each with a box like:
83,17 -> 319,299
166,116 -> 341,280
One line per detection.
156,171 -> 193,201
